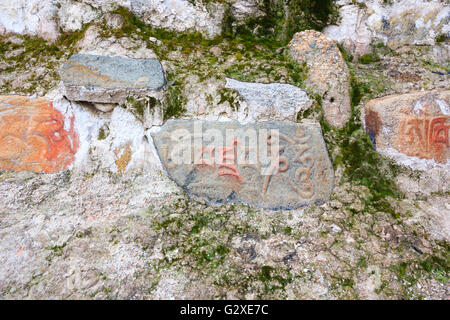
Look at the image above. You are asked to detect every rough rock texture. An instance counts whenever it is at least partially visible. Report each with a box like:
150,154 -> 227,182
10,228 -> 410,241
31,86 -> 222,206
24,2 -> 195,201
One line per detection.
364,90 -> 449,170
0,96 -> 79,173
61,54 -> 166,104
0,0 -> 449,301
44,88 -> 166,175
225,78 -> 313,122
129,0 -> 225,37
289,30 -> 351,128
0,0 -> 224,41
76,25 -> 158,60
230,0 -> 265,22
182,76 -> 237,121
152,120 -> 334,209
325,0 -> 450,55
103,13 -> 126,30
0,0 -> 61,42
323,2 -> 373,56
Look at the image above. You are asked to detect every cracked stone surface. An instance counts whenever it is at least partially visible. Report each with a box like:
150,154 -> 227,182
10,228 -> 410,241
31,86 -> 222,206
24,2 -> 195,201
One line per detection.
61,54 -> 166,104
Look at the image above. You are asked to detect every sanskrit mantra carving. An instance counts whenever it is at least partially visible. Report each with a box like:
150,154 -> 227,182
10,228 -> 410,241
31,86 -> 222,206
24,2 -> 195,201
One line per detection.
159,126 -> 316,199
397,116 -> 449,163
0,96 -> 79,173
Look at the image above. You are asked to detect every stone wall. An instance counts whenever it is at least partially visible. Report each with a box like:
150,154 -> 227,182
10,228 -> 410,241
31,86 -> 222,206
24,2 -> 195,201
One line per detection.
0,0 -> 449,300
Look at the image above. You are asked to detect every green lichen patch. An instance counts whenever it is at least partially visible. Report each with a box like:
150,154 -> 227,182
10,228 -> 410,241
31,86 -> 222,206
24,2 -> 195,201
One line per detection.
164,86 -> 187,120
226,0 -> 340,46
435,33 -> 447,43
0,26 -> 90,95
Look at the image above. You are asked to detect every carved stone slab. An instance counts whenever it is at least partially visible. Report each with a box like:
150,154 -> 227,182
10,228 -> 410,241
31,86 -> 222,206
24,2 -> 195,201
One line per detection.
364,90 -> 449,169
0,96 -> 79,173
152,120 -> 334,209
61,54 -> 166,103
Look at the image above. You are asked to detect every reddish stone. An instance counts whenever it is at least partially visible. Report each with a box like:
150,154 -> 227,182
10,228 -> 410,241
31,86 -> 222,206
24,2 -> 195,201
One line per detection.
0,96 -> 79,173
364,90 -> 449,165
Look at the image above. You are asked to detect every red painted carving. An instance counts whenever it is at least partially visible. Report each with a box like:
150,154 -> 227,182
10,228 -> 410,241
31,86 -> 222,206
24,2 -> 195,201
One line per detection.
159,126 -> 318,198
0,96 -> 79,173
397,116 -> 449,163
195,145 -> 215,169
217,138 -> 244,183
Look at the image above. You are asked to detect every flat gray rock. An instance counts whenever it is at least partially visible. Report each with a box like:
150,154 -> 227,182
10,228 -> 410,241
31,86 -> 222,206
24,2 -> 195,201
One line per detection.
225,78 -> 313,122
152,120 -> 334,209
61,54 -> 165,103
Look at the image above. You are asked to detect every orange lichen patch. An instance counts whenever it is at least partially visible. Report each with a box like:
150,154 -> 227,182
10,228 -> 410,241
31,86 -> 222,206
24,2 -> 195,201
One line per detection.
63,62 -> 131,88
396,116 -> 449,163
114,143 -> 132,173
0,96 -> 79,173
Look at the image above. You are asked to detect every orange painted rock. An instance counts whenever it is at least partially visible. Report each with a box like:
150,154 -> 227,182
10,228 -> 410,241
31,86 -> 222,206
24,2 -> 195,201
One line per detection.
0,96 -> 79,173
364,90 -> 449,167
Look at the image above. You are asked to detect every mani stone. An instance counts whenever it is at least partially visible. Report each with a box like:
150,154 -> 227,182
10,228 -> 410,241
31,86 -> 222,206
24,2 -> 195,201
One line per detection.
152,120 -> 334,209
289,30 -> 351,128
60,54 -> 166,104
225,78 -> 313,122
364,90 -> 449,170
0,96 -> 79,173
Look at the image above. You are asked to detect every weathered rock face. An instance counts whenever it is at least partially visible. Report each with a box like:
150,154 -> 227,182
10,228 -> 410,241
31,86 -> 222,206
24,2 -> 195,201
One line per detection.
366,0 -> 449,49
61,54 -> 166,104
75,25 -> 158,59
364,90 -> 449,170
0,96 -> 79,173
128,0 -> 225,38
43,88 -> 167,175
325,0 -> 450,55
152,120 -> 334,209
224,78 -> 313,122
323,2 -> 373,57
230,0 -> 265,22
289,30 -> 351,128
0,0 -> 61,42
0,0 -> 224,41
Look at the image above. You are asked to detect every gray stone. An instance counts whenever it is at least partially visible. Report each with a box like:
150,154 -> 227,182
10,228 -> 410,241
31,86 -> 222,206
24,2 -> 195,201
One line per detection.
61,54 -> 166,104
225,78 -> 313,122
152,120 -> 334,209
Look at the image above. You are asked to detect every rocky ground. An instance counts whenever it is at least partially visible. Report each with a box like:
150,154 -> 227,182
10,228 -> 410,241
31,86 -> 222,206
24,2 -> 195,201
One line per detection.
0,1 -> 449,299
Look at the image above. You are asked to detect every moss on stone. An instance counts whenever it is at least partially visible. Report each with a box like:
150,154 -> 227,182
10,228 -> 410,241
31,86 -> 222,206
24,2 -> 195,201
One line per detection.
0,26 -> 90,95
228,0 -> 340,46
359,52 -> 380,64
435,34 -> 447,43
164,86 -> 187,120
126,97 -> 147,119
97,127 -> 107,141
